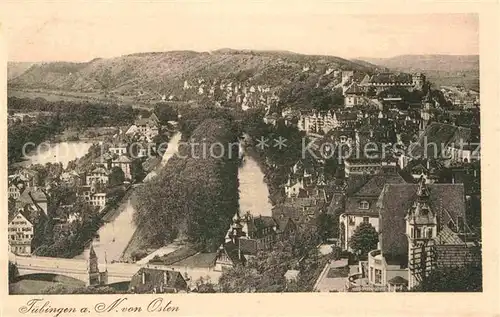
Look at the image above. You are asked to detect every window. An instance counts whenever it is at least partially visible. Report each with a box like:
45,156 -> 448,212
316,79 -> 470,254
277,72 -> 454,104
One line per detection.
426,228 -> 433,238
359,201 -> 370,209
349,216 -> 355,225
375,269 -> 382,284
363,217 -> 369,224
415,228 -> 421,239
410,227 -> 414,238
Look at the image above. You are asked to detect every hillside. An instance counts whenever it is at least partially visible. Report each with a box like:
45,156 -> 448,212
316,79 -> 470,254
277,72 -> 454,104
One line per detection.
356,55 -> 479,90
7,62 -> 38,80
8,50 -> 377,109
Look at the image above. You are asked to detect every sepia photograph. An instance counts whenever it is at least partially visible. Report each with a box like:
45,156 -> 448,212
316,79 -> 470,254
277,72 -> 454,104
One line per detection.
1,2 -> 496,314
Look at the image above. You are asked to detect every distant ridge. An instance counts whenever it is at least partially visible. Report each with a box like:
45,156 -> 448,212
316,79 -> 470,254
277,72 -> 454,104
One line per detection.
357,54 -> 479,90
8,49 -> 378,97
356,54 -> 479,73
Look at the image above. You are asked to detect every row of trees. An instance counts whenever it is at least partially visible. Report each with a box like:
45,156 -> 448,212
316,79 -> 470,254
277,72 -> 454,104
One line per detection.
8,115 -> 63,165
8,97 -> 140,129
133,113 -> 240,252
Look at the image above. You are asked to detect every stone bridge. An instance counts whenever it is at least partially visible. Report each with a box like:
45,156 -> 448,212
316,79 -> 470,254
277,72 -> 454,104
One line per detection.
11,253 -> 222,287
12,254 -> 139,285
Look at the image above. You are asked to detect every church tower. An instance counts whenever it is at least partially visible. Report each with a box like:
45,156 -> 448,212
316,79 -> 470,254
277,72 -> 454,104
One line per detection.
87,244 -> 100,286
406,177 -> 438,289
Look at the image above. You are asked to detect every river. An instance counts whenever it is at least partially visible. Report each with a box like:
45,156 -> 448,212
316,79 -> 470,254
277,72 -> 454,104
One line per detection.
23,133 -> 272,263
76,133 -> 183,263
238,153 -> 273,217
19,141 -> 93,168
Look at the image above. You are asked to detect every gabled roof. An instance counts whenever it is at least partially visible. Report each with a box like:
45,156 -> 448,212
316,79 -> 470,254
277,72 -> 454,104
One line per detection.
18,189 -> 34,205
113,155 -> 132,163
378,183 -> 466,257
8,209 -> 37,225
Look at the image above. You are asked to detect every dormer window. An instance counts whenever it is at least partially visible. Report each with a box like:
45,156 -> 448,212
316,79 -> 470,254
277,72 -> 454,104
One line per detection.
359,201 -> 370,209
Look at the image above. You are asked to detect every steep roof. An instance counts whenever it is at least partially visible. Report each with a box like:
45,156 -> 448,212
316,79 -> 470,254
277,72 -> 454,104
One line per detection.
353,174 -> 406,197
8,210 -> 34,225
434,226 -> 466,245
408,123 -> 461,158
378,183 -> 466,257
344,174 -> 407,216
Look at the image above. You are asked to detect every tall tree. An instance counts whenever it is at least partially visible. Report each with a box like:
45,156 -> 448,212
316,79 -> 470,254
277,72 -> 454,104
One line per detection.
108,166 -> 125,187
349,222 -> 379,256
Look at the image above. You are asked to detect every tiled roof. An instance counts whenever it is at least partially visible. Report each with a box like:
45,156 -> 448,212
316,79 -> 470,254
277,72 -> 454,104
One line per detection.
409,123 -> 462,158
344,174 -> 406,216
129,268 -> 187,293
434,226 -> 465,245
223,242 -> 247,265
345,174 -> 372,195
378,183 -> 466,257
253,216 -> 277,230
354,174 -> 406,197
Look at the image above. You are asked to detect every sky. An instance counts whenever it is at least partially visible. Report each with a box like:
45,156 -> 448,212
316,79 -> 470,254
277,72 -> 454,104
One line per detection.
1,2 -> 479,62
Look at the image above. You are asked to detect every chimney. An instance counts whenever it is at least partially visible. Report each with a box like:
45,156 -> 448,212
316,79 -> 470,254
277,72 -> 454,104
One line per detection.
141,271 -> 146,284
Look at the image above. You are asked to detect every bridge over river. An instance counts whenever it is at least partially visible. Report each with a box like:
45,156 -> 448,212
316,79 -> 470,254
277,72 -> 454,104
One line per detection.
11,252 -> 222,287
